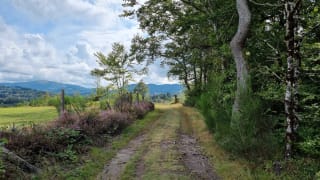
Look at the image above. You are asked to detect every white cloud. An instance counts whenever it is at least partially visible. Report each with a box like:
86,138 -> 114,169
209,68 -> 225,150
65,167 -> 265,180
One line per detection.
0,0 -> 177,87
11,0 -> 108,23
0,19 -> 96,87
133,61 -> 179,85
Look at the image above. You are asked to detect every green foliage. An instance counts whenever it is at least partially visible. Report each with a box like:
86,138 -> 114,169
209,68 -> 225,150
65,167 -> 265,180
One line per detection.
316,171 -> 320,179
151,93 -> 172,103
280,158 -> 320,179
46,128 -> 83,145
0,140 -> 6,177
91,43 -> 140,95
38,106 -> 161,179
196,73 -> 231,136
298,136 -> 320,157
0,86 -> 46,106
54,145 -> 78,162
196,74 -> 279,159
65,95 -> 88,114
228,90 -> 278,158
126,0 -> 320,178
30,94 -> 90,114
133,80 -> 149,100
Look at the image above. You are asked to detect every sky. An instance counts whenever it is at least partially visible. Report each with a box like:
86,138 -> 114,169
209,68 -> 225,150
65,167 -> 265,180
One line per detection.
0,0 -> 178,87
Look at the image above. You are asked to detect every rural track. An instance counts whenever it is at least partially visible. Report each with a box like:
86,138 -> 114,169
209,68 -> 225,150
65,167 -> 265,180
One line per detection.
98,105 -> 219,180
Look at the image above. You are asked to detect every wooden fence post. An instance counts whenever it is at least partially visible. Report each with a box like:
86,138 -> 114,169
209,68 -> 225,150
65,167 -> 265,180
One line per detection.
60,89 -> 65,116
174,95 -> 179,104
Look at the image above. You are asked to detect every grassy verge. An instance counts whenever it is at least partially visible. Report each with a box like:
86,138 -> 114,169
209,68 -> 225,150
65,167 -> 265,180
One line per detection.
181,106 -> 320,179
38,105 -> 163,180
0,106 -> 57,127
180,106 -> 264,180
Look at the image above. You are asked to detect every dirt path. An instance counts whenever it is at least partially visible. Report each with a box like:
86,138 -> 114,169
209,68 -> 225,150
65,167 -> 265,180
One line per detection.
178,133 -> 219,180
98,105 -> 219,180
97,134 -> 147,180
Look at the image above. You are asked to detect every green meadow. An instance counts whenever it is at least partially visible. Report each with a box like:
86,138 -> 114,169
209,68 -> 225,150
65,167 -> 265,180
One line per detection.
0,106 -> 58,127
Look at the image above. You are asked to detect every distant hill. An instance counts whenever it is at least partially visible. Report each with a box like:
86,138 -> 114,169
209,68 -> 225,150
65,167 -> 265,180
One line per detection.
0,80 -> 94,95
0,86 -> 45,106
128,84 -> 184,95
0,81 -> 184,97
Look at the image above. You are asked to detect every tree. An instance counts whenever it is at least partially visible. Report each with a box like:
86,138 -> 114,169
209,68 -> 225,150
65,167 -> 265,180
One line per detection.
230,0 -> 251,122
122,0 -> 320,170
133,80 -> 149,101
122,0 -> 231,98
284,0 -> 302,159
91,43 -> 135,95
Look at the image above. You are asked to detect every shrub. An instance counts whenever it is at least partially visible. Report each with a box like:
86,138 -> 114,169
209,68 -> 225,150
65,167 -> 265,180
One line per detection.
132,101 -> 155,119
97,110 -> 133,134
53,110 -> 136,136
0,126 -> 84,164
53,145 -> 78,162
0,140 -> 6,177
114,93 -> 133,112
197,73 -> 278,159
0,99 -> 155,176
298,136 -> 320,157
196,73 -> 232,138
224,89 -> 279,159
66,95 -> 88,114
54,112 -> 81,129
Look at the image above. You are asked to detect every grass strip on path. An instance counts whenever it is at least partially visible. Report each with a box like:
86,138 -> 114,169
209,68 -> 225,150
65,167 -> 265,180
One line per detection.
121,104 -> 191,180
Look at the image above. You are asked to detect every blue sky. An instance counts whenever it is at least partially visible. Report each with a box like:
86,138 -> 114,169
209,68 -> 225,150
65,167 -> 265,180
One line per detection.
0,0 -> 177,87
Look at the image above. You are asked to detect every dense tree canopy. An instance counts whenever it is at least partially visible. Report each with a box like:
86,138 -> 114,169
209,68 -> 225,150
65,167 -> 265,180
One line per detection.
122,0 -> 320,178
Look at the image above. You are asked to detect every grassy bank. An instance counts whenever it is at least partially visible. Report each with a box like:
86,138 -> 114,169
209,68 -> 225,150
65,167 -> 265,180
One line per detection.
0,106 -> 57,127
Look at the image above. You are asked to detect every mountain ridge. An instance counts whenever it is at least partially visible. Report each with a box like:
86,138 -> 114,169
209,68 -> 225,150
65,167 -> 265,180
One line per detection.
0,80 -> 184,96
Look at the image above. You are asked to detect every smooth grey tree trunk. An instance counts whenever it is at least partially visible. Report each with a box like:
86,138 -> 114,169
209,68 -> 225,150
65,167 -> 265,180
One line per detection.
284,0 -> 301,159
230,0 -> 251,119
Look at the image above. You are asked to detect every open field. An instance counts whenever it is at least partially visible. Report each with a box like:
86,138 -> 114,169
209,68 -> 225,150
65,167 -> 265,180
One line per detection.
0,106 -> 58,127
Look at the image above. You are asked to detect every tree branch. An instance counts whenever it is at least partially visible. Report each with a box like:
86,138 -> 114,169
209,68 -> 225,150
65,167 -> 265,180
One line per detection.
248,0 -> 282,7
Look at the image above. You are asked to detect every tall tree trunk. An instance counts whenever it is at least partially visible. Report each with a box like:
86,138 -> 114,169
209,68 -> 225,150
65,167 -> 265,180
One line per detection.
230,0 -> 251,117
284,0 -> 301,159
193,61 -> 197,88
182,59 -> 191,91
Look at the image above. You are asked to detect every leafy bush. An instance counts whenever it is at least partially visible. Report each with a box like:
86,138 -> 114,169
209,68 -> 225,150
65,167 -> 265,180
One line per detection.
97,110 -> 132,134
196,74 -> 231,133
114,93 -> 133,112
54,110 -> 133,136
132,101 -> 155,119
298,136 -> 320,157
0,98 -> 155,177
0,140 -> 6,177
66,95 -> 88,114
46,127 -> 84,146
53,145 -> 78,162
0,126 -> 84,165
197,74 -> 278,158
